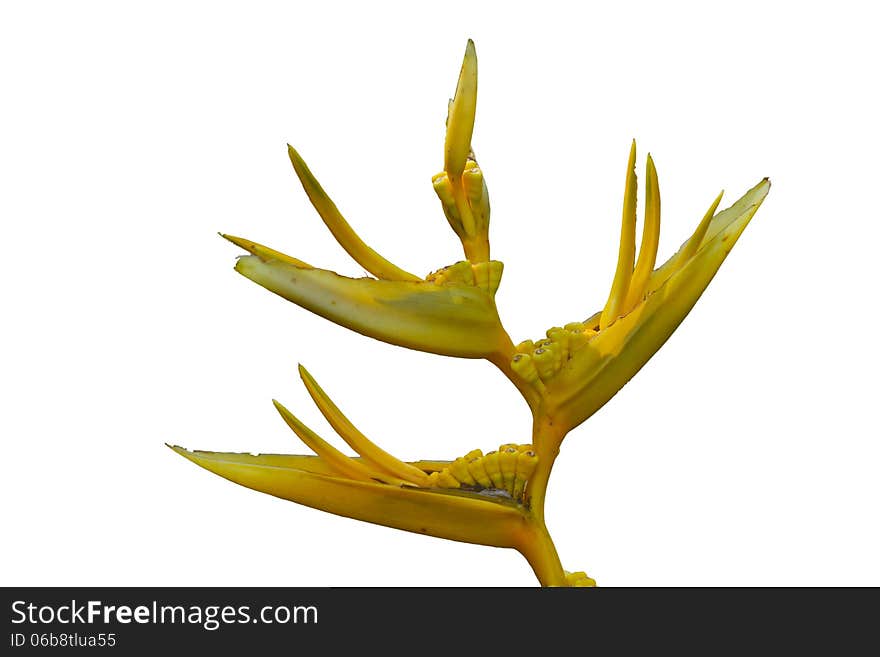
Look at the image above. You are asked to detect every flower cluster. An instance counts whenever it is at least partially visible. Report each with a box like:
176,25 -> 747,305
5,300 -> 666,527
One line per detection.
172,40 -> 769,586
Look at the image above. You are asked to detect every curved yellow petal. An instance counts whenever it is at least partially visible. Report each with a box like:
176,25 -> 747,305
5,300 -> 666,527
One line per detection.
546,178 -> 770,434
287,145 -> 420,282
647,178 -> 769,294
600,140 -> 638,330
271,399 -> 395,484
169,445 -> 528,548
222,234 -> 314,269
297,365 -> 431,486
233,254 -> 511,359
444,39 -> 477,180
653,190 -> 724,286
623,153 -> 661,312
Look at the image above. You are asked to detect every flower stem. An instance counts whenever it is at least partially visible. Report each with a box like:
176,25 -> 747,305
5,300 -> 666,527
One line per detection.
488,348 -> 542,412
514,414 -> 570,586
517,518 -> 566,586
528,413 -> 567,521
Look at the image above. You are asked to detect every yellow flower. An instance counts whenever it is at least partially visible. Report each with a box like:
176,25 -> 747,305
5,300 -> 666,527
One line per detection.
172,40 -> 769,586
221,43 -> 508,364
170,365 -> 562,584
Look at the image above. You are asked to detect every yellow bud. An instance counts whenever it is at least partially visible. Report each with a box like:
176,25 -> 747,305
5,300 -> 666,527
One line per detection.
482,451 -> 504,489
513,449 -> 538,501
446,260 -> 476,286
511,353 -> 540,385
449,456 -> 477,486
431,171 -> 455,205
471,260 -> 503,295
498,445 -> 518,495
462,164 -> 484,204
462,161 -> 490,238
568,327 -> 595,352
436,469 -> 461,488
432,171 -> 462,234
565,571 -> 597,587
466,455 -> 493,488
547,327 -> 570,364
532,346 -> 557,381
515,340 -> 535,354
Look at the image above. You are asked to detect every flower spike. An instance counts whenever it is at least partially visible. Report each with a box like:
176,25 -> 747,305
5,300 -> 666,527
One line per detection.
168,364 -> 563,577
511,176 -> 770,442
225,42 -> 509,362
175,40 -> 769,587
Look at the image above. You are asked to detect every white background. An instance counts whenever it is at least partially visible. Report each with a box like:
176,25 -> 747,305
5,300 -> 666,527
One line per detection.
2,1 -> 878,587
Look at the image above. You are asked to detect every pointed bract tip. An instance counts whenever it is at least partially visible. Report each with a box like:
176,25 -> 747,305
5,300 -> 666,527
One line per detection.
221,233 -> 258,252
287,144 -> 306,169
220,233 -> 240,245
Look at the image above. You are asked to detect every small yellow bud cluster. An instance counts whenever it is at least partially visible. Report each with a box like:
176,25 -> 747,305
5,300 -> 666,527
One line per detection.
425,259 -> 503,296
426,443 -> 538,503
432,160 -> 490,242
564,570 -> 597,587
510,320 -> 599,385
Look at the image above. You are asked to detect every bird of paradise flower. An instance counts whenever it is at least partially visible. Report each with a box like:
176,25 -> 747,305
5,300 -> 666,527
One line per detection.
170,40 -> 769,586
